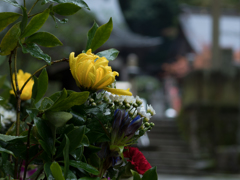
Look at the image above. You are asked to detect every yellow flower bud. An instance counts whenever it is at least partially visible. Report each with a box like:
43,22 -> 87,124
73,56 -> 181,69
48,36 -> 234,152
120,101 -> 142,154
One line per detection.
10,69 -> 34,100
69,49 -> 132,96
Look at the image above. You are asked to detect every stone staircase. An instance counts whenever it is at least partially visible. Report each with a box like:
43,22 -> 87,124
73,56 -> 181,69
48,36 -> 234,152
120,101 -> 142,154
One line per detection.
139,119 -> 199,175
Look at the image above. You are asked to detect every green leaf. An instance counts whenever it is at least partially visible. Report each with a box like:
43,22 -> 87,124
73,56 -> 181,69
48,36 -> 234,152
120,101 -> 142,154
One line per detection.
131,170 -> 141,180
68,160 -> 99,175
142,167 -> 158,180
82,135 -> 89,147
63,135 -> 70,179
0,12 -> 20,32
50,162 -> 65,180
90,17 -> 113,52
68,126 -> 85,152
50,91 -> 89,111
20,6 -> 28,33
21,8 -> 50,38
34,117 -> 55,155
25,32 -> 63,47
69,111 -> 86,126
45,111 -> 72,127
0,22 -> 21,55
85,21 -> 99,51
1,0 -> 20,7
44,162 -> 54,180
53,3 -> 81,16
0,75 -> 6,89
96,48 -> 119,61
20,42 -> 51,64
32,76 -> 38,100
39,97 -> 54,111
0,134 -> 26,142
35,68 -> 48,102
50,0 -> 89,10
78,177 -> 101,180
0,147 -> 15,157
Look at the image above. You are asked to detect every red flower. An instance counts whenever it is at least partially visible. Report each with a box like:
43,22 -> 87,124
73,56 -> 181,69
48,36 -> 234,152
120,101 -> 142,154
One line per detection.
123,147 -> 151,175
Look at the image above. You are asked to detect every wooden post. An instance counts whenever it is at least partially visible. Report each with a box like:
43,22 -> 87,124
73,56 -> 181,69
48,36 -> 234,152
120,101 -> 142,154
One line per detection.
211,0 -> 221,69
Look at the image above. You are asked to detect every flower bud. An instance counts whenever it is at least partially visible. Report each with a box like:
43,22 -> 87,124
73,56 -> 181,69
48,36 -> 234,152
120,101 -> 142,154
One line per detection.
150,122 -> 155,127
91,102 -> 96,106
89,98 -> 94,102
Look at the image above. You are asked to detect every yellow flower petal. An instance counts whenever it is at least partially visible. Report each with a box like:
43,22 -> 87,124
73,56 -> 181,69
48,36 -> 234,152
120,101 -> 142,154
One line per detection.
103,87 -> 132,96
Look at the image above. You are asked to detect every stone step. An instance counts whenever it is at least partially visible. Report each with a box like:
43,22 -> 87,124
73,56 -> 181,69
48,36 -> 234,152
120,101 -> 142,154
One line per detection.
140,151 -> 195,160
149,139 -> 189,146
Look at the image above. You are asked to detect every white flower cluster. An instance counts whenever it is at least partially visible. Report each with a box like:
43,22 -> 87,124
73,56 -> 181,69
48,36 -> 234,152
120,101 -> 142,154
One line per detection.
103,92 -> 155,122
0,106 -> 16,128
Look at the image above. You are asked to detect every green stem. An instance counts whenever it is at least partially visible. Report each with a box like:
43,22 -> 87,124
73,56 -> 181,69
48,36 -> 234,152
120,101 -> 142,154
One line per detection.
28,0 -> 40,15
23,122 -> 33,180
20,58 -> 69,93
24,0 -> 26,7
8,52 -> 16,97
13,48 -> 21,179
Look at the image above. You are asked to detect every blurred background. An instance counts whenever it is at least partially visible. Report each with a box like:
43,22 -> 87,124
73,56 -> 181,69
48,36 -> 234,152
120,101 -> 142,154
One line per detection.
1,0 -> 240,179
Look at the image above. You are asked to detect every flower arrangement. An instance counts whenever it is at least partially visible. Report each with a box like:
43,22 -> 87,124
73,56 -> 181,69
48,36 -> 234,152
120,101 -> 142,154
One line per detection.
0,1 -> 158,180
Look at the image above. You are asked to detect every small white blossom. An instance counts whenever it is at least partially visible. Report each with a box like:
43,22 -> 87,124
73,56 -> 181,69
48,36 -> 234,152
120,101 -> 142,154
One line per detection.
104,108 -> 111,115
103,93 -> 111,103
0,106 -> 16,128
124,96 -> 136,104
135,96 -> 143,106
147,104 -> 156,116
129,107 -> 137,117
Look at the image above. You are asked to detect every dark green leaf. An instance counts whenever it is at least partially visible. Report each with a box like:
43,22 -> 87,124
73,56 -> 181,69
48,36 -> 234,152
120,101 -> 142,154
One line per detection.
39,97 -> 54,111
96,48 -> 119,61
53,3 -> 81,16
69,111 -> 86,126
26,108 -> 39,120
50,161 -> 65,180
25,32 -> 63,47
68,160 -> 99,175
1,0 -> 20,7
90,17 -> 113,52
50,91 -> 89,111
0,147 -> 15,157
0,134 -> 26,142
63,135 -> 70,179
85,21 -> 99,51
21,8 -> 50,38
131,170 -> 141,180
88,153 -> 100,168
20,6 -> 28,33
142,167 -> 158,180
35,117 -> 55,155
0,12 -> 20,32
45,111 -> 72,127
32,76 -> 38,100
78,177 -> 101,180
33,68 -> 49,102
70,145 -> 83,161
20,42 -> 51,64
67,126 -> 85,152
2,160 -> 14,177
0,22 -> 21,55
82,135 -> 89,147
44,162 -> 54,180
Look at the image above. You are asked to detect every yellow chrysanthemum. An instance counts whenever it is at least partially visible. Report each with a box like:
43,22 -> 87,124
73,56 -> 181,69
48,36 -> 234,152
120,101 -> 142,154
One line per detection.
69,49 -> 132,96
10,70 -> 34,100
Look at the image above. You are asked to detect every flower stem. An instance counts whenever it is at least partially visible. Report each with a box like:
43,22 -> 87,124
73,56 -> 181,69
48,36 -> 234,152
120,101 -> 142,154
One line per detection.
23,122 -> 33,180
13,48 -> 22,179
24,0 -> 26,7
8,52 -> 16,97
20,58 -> 69,93
28,0 -> 40,15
